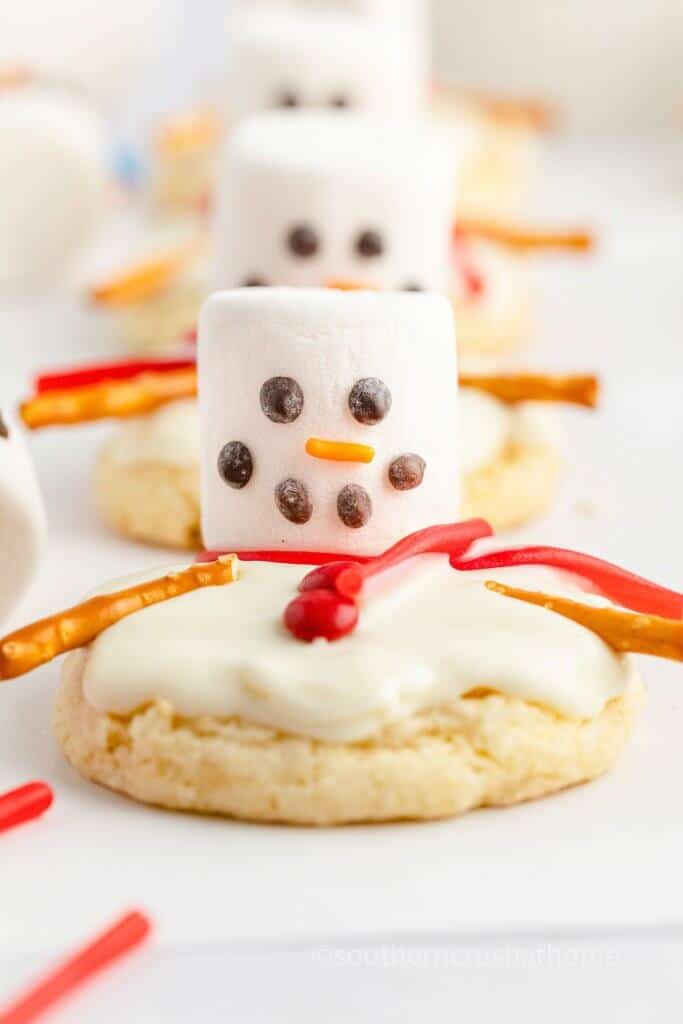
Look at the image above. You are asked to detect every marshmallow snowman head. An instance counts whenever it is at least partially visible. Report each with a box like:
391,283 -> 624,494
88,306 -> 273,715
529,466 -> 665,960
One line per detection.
199,289 -> 459,557
226,8 -> 425,120
0,411 -> 46,623
235,1 -> 428,42
0,83 -> 109,290
213,113 -> 456,294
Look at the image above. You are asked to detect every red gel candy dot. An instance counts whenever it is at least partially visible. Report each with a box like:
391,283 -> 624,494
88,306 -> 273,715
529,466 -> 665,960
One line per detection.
284,589 -> 359,642
298,561 -> 358,593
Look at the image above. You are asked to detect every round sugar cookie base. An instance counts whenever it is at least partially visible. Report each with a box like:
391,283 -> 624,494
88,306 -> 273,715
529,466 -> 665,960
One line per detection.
461,441 -> 562,532
56,653 -> 643,827
95,447 -> 201,550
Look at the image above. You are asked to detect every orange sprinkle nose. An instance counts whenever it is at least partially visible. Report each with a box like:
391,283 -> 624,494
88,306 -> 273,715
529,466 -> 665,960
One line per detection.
325,279 -> 376,292
306,438 -> 375,464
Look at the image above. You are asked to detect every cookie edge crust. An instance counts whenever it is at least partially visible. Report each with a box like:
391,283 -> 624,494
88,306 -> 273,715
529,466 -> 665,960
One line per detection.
55,650 -> 643,827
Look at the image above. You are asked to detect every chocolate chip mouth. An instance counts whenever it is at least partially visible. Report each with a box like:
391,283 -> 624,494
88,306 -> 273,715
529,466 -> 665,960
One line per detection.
0,412 -> 9,439
337,484 -> 373,529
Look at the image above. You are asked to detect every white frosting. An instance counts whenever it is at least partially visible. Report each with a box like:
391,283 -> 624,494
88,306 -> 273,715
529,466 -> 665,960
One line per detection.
81,557 -> 634,743
0,85 -> 109,290
199,290 -> 459,556
0,411 -> 47,624
225,9 -> 426,121
107,390 -> 563,479
213,113 -> 456,294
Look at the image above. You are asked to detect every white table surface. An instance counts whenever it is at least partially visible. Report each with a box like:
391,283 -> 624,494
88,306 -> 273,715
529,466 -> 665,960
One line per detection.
0,137 -> 682,1020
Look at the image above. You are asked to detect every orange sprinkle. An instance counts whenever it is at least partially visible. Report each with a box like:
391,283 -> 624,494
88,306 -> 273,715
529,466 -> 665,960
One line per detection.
457,218 -> 595,254
326,279 -> 376,292
306,438 -> 375,464
89,242 -> 201,308
156,108 -> 223,157
0,65 -> 33,89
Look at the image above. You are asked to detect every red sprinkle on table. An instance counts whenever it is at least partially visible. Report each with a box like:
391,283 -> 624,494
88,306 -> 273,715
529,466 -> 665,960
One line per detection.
35,358 -> 196,394
451,546 -> 683,620
0,910 -> 151,1024
453,227 -> 486,300
0,782 -> 53,834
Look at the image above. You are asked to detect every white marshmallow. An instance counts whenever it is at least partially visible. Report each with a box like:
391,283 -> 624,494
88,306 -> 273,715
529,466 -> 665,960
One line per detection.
199,288 -> 459,557
0,85 -> 109,290
239,0 -> 425,21
0,0 -> 161,111
225,8 -> 426,120
213,113 -> 456,293
0,411 -> 46,624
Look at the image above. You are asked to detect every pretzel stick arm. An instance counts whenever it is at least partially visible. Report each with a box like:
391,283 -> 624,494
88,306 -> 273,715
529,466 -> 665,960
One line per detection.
20,368 -> 198,429
460,373 -> 599,408
0,557 -> 239,680
458,219 -> 594,253
486,582 -> 683,662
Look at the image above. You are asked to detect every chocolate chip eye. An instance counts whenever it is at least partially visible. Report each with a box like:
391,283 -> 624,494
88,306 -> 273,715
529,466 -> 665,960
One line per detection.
275,478 -> 313,524
337,484 -> 372,529
348,378 -> 392,426
0,412 -> 8,440
287,224 -> 320,259
329,94 -> 350,109
355,230 -> 384,259
242,275 -> 268,287
260,377 -> 304,424
217,442 -> 253,489
403,283 -> 424,292
388,454 -> 426,491
276,90 -> 299,109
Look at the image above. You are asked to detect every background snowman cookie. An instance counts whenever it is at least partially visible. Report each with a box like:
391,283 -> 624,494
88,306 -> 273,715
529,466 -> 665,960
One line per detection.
22,306 -> 597,548
92,113 -> 456,350
91,370 -> 578,549
7,290 -> 678,826
151,6 -> 425,215
151,4 -> 539,226
94,113 -> 591,358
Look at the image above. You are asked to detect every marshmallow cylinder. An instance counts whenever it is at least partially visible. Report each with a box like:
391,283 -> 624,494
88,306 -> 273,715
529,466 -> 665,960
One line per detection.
226,9 -> 426,120
1,0 -> 161,111
213,113 -> 456,293
199,289 -> 459,557
0,85 -> 109,290
0,412 -> 47,624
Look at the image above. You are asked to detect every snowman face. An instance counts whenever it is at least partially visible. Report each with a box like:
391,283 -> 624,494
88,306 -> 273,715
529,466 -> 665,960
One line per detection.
0,410 -> 46,623
199,289 -> 459,557
213,114 -> 456,295
226,9 -> 425,120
